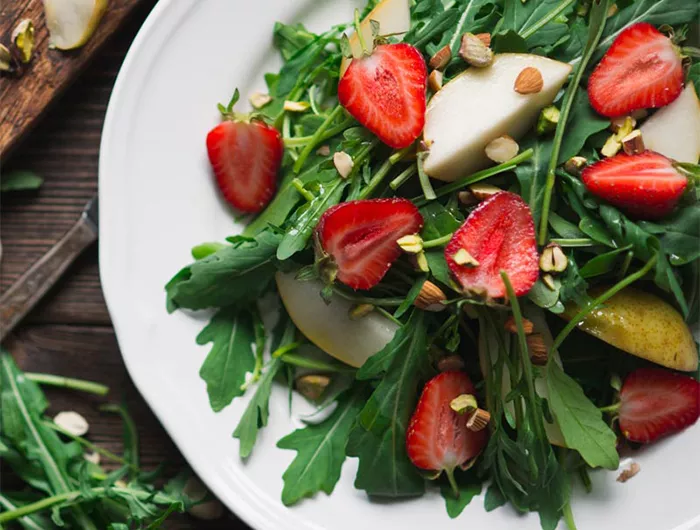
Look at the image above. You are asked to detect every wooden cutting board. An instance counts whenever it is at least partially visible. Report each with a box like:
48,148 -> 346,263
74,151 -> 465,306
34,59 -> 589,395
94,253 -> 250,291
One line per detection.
0,0 -> 145,157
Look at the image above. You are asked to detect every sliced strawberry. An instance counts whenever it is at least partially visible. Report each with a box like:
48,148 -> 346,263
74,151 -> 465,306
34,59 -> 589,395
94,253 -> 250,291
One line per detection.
206,119 -> 283,213
338,43 -> 427,149
619,368 -> 700,444
444,192 -> 539,299
406,372 -> 487,480
315,198 -> 422,290
581,151 -> 687,220
588,23 -> 684,117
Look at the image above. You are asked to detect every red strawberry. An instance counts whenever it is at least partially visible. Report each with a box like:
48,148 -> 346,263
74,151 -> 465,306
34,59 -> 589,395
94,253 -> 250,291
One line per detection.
619,368 -> 700,444
406,372 -> 487,487
588,23 -> 684,117
338,43 -> 427,149
315,198 -> 422,290
444,192 -> 539,299
206,119 -> 283,213
581,151 -> 687,220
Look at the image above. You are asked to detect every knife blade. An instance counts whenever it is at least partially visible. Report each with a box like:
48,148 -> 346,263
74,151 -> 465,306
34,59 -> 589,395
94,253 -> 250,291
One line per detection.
0,195 -> 99,342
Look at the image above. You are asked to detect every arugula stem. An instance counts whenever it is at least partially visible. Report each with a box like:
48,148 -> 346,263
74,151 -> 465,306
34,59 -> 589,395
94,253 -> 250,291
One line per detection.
422,233 -> 453,249
417,153 -> 437,201
284,116 -> 355,147
358,146 -> 412,199
0,487 -> 178,524
43,421 -> 138,471
551,253 -> 657,352
354,9 -> 369,55
348,138 -> 381,180
445,468 -> 460,498
520,0 -> 577,40
618,250 -> 633,280
413,149 -> 534,206
537,0 -> 611,245
681,46 -> 700,58
389,165 -> 417,190
0,493 -> 45,530
24,373 -> 109,396
578,466 -> 593,493
293,105 -> 346,173
376,306 -> 404,326
272,341 -> 302,358
279,353 -> 356,373
291,178 -> 315,201
563,500 -> 578,530
332,287 -> 404,307
598,402 -> 621,413
99,403 -> 139,472
550,238 -> 596,248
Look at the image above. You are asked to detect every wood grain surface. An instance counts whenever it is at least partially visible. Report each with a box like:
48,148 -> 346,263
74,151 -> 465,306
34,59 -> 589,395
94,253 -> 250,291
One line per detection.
1,2 -> 250,527
0,0 -> 144,157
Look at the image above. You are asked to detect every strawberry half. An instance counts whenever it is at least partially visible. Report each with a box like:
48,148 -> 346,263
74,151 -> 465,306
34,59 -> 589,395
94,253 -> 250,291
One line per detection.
619,368 -> 700,444
588,23 -> 684,117
206,115 -> 283,213
444,192 -> 539,299
315,198 -> 422,290
406,372 -> 487,488
338,43 -> 427,149
581,151 -> 687,220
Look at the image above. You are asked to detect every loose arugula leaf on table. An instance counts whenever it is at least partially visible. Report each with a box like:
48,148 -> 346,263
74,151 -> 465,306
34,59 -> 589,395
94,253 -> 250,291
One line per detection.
346,310 -> 430,497
546,361 -> 619,469
196,309 -> 257,412
440,469 -> 482,518
165,230 -> 282,312
277,387 -> 366,506
1,170 -> 43,192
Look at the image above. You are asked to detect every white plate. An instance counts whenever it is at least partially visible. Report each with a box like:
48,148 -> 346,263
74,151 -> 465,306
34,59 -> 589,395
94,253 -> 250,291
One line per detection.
98,1 -> 700,529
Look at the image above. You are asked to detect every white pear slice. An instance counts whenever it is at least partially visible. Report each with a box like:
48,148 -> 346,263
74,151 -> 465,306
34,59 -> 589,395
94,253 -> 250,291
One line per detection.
424,54 -> 572,182
640,84 -> 700,164
276,272 -> 399,368
339,0 -> 411,76
43,0 -> 108,50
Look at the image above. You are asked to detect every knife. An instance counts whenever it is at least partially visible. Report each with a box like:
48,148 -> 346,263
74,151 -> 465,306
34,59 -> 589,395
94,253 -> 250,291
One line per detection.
0,196 -> 99,342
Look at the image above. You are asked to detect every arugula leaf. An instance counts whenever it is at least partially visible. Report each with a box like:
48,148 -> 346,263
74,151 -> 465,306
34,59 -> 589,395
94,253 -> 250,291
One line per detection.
440,470 -> 482,518
579,245 -> 633,278
546,361 -> 619,469
639,206 -> 700,266
483,482 -> 506,511
277,178 -> 347,260
277,388 -> 366,506
689,63 -> 700,95
232,357 -> 283,458
502,0 -> 575,51
444,0 -> 500,55
273,22 -> 315,61
196,309 -> 256,412
515,135 -> 554,228
165,230 -> 282,311
425,250 -> 453,287
1,171 -> 43,192
557,256 -> 590,307
419,201 -> 463,240
346,311 -> 429,497
557,90 -> 609,164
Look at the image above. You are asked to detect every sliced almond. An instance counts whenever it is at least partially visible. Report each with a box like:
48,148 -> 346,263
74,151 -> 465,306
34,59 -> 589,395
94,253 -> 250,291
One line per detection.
283,100 -> 310,112
316,145 -> 331,156
414,280 -> 446,312
617,462 -> 641,483
468,183 -> 501,201
428,69 -> 444,92
621,130 -> 645,155
485,135 -> 519,163
459,33 -> 493,68
333,151 -> 354,178
428,44 -> 451,70
514,67 -> 544,94
458,190 -> 478,205
504,315 -> 534,335
84,452 -> 101,465
249,92 -> 272,109
54,411 -> 89,437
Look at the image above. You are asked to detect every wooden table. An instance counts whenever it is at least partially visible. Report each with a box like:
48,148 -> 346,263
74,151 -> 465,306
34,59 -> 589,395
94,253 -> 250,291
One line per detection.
1,3 -> 248,528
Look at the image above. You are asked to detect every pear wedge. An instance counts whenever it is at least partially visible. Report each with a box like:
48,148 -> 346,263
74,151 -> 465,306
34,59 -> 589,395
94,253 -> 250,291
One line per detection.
424,53 -> 572,182
276,272 -> 399,368
43,0 -> 108,50
339,0 -> 411,76
640,84 -> 700,164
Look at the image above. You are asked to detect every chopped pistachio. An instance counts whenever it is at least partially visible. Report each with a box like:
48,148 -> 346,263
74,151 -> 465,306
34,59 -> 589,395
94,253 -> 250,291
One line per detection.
397,234 -> 423,254
283,100 -> 310,112
249,92 -> 272,109
295,374 -> 331,401
613,116 -> 635,140
610,115 -> 636,134
415,251 -> 429,273
539,243 -> 568,273
541,273 -> 557,291
466,408 -> 491,431
453,248 -> 479,267
11,19 -> 35,64
333,151 -> 354,179
0,44 -> 13,72
621,129 -> 645,155
601,134 -> 622,158
450,394 -> 478,414
349,303 -> 375,320
564,156 -> 587,176
537,105 -> 560,135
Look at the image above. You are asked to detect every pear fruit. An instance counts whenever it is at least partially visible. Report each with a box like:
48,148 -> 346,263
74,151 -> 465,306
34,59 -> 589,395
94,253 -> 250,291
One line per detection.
43,0 -> 108,50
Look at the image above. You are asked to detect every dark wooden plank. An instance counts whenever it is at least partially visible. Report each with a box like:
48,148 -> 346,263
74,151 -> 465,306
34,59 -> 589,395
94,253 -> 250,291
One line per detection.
3,325 -> 249,529
0,0 -> 148,156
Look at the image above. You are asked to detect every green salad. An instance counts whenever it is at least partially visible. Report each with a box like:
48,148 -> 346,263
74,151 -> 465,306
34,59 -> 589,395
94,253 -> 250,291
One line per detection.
165,0 -> 700,527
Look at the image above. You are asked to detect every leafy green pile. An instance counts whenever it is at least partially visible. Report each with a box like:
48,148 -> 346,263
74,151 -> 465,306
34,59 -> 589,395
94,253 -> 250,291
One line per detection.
0,351 -> 199,529
163,0 -> 700,528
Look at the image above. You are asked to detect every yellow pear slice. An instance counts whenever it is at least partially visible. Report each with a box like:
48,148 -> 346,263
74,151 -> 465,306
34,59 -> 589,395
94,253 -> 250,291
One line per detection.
43,0 -> 108,50
339,0 -> 411,76
562,287 -> 698,372
276,272 -> 399,368
640,84 -> 700,164
424,54 -> 572,182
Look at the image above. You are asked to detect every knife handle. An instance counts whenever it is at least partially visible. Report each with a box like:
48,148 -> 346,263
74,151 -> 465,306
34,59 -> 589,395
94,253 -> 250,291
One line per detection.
0,213 -> 97,342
